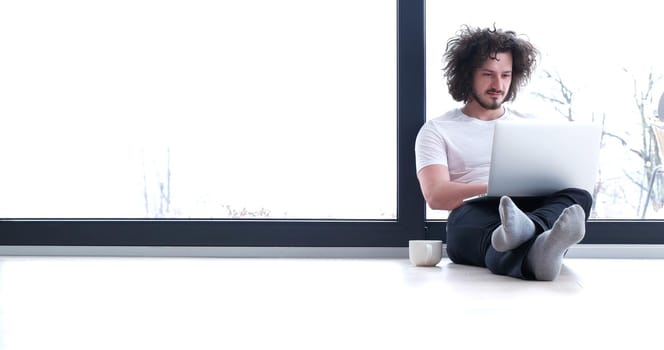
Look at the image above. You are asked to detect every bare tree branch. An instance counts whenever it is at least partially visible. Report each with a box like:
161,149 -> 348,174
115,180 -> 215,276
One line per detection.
602,132 -> 628,146
531,92 -> 567,106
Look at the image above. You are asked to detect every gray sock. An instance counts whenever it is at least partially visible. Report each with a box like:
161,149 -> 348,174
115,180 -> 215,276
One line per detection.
491,196 -> 536,252
526,205 -> 586,281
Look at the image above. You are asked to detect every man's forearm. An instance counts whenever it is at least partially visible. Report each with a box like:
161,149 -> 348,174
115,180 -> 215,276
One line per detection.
426,182 -> 488,211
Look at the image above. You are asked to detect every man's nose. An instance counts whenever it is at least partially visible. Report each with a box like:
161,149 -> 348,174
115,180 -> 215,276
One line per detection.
490,76 -> 502,90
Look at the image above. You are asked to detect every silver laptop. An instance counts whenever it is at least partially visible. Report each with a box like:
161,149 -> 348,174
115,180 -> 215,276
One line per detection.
463,119 -> 602,203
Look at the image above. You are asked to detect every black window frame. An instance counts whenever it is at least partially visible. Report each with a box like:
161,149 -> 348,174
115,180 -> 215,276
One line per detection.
0,0 -> 662,247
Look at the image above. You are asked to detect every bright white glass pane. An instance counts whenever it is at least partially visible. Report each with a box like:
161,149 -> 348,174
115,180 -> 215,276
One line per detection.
426,0 -> 664,220
0,0 -> 397,219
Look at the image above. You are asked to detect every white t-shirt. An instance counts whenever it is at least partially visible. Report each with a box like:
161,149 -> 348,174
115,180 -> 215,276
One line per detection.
415,107 -> 531,184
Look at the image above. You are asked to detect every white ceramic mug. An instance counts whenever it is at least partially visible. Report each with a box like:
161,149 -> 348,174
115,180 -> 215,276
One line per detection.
409,240 -> 443,267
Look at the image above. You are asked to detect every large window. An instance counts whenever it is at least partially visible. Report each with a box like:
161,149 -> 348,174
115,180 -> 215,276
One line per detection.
423,1 -> 663,244
0,0 -> 396,220
426,0 -> 664,220
0,0 -> 661,248
0,0 -> 423,247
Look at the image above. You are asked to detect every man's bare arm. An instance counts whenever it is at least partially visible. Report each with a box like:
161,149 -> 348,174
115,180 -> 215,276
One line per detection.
417,164 -> 488,210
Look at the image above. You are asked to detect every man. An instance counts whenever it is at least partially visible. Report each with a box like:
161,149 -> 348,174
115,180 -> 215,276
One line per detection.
415,25 -> 592,281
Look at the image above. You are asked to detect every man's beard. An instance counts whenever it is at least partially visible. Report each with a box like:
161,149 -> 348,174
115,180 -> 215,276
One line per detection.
471,90 -> 504,110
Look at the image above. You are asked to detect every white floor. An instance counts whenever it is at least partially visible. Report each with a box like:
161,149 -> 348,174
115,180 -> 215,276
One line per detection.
1,256 -> 662,350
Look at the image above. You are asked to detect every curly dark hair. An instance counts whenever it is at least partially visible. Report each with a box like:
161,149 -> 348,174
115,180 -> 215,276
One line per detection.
443,25 -> 539,103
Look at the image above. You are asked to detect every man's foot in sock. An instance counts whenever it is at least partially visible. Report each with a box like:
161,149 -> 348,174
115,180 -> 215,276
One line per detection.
526,204 -> 586,281
491,196 -> 537,252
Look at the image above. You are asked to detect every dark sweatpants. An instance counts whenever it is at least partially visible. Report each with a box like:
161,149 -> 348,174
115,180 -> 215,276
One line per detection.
445,188 -> 593,280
